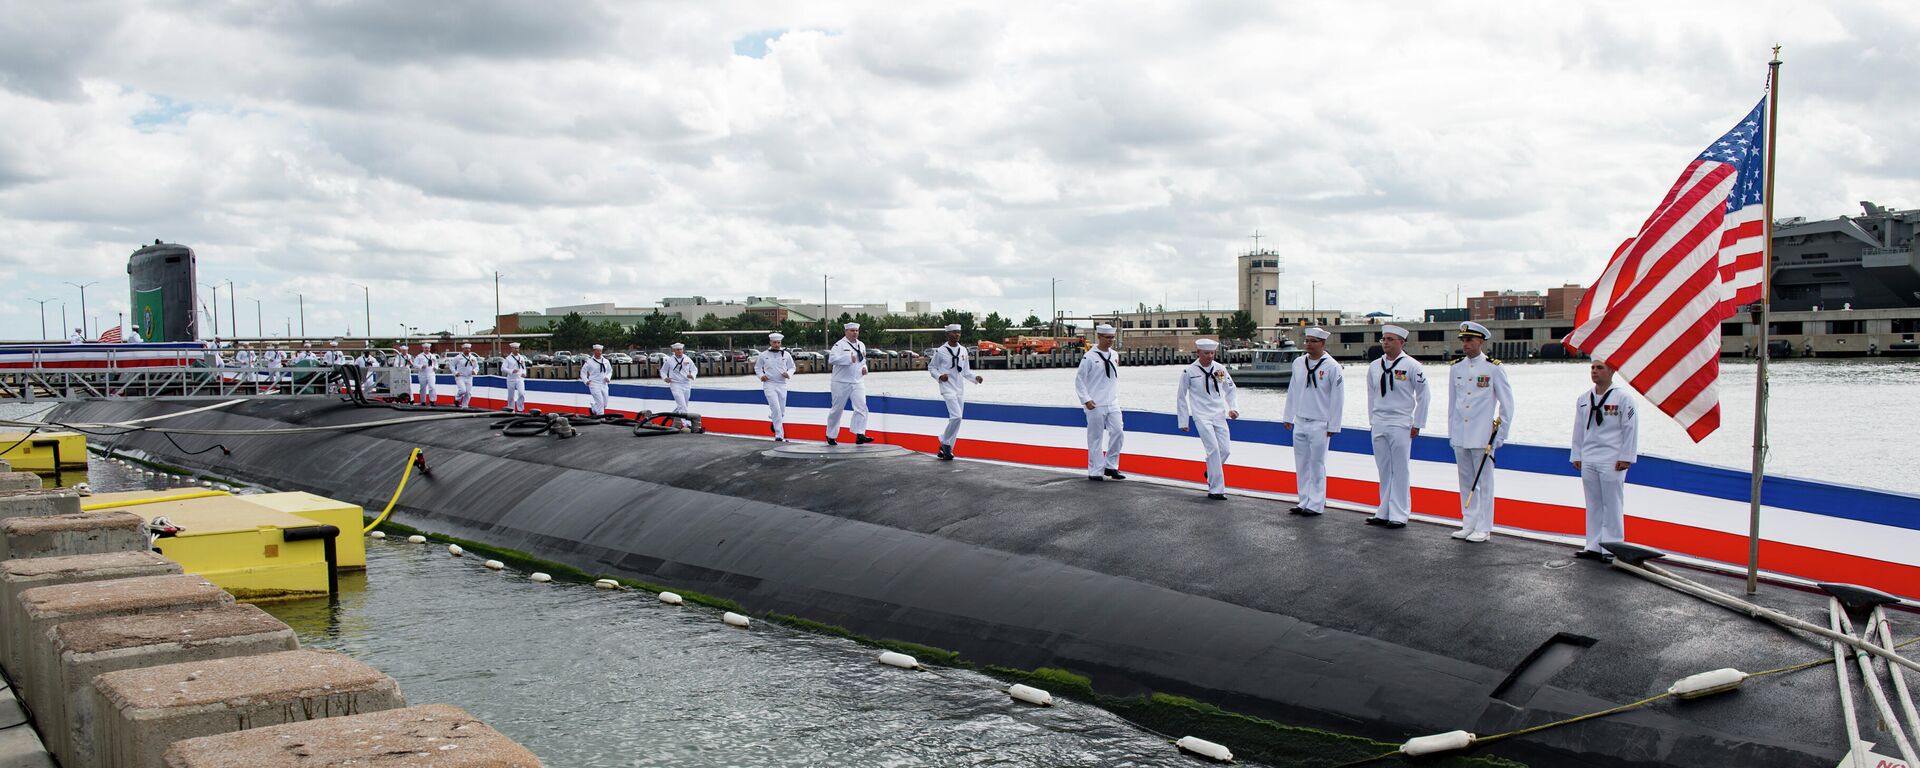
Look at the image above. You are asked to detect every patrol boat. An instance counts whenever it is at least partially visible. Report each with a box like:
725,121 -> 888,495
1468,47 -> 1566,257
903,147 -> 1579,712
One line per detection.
1227,341 -> 1303,387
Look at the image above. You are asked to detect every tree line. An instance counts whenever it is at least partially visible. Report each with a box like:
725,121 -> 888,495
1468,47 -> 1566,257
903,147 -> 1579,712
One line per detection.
522,307 -> 1260,351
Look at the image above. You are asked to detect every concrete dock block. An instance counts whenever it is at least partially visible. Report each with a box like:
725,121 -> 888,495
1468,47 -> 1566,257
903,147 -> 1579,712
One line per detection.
1,552 -> 182,682
0,511 -> 146,562
0,490 -> 81,521
0,724 -> 56,767
17,576 -> 232,734
161,703 -> 541,767
92,649 -> 405,768
0,473 -> 39,493
51,605 -> 298,768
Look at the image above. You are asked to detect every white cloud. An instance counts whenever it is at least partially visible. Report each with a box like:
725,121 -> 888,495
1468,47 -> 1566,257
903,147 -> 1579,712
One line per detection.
1,0 -> 1915,340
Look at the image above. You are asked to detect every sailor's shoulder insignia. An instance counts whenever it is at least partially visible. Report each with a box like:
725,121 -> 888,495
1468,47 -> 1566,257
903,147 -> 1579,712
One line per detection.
1489,358 -> 1503,365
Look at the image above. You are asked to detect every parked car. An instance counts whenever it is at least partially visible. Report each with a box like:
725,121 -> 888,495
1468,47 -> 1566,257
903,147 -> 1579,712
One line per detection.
645,352 -> 665,364
864,348 -> 886,359
975,340 -> 1006,355
898,349 -> 923,360
723,349 -> 749,362
607,352 -> 634,364
531,354 -> 553,365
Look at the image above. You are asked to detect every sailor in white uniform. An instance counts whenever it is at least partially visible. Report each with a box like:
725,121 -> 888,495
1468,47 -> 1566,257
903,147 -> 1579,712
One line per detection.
356,349 -> 380,392
1282,327 -> 1344,516
264,346 -> 286,386
232,346 -> 255,369
755,333 -> 795,441
68,328 -> 85,344
1076,324 -> 1125,481
410,342 -> 439,405
824,323 -> 874,446
295,345 -> 316,364
124,325 -> 144,343
388,344 -> 412,400
451,342 -> 478,408
501,342 -> 530,413
1571,360 -> 1637,561
323,340 -> 347,367
580,344 -> 612,416
1448,321 -> 1515,543
1365,325 -> 1429,529
927,323 -> 983,460
1176,338 -> 1238,500
660,342 -> 698,426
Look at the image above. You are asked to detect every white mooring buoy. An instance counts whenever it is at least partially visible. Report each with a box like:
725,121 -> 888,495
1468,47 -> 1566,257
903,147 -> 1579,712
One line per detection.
406,535 -> 427,544
369,531 -> 386,539
483,560 -> 504,570
594,579 -> 619,590
722,612 -> 751,628
1400,730 -> 1475,757
447,544 -> 464,557
1008,684 -> 1053,707
1175,736 -> 1233,763
658,592 -> 684,605
1667,668 -> 1748,700
529,572 -> 553,583
877,651 -> 921,670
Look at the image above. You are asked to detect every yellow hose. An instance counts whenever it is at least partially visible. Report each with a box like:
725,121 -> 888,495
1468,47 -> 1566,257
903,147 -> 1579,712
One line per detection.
81,490 -> 229,511
363,448 -> 423,533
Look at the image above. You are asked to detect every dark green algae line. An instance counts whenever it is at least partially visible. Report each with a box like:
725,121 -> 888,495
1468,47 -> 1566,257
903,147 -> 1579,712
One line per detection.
367,516 -> 1525,768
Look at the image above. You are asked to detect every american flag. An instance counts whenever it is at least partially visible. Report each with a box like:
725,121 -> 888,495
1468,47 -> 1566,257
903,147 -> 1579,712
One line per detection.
1566,95 -> 1768,443
97,326 -> 122,343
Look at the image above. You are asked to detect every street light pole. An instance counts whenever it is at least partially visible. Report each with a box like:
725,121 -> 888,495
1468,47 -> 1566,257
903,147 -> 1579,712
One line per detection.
63,281 -> 99,339
224,280 -> 236,342
822,274 -> 831,349
27,299 -> 53,340
1050,277 -> 1059,337
351,284 -> 371,339
290,293 -> 305,338
198,283 -> 220,338
254,299 -> 263,337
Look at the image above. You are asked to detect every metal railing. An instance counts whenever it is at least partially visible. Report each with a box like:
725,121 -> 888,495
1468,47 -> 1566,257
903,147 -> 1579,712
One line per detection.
0,363 -> 392,402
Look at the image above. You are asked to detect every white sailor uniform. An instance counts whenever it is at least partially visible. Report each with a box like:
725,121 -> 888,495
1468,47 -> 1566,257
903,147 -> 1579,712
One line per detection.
264,349 -> 285,384
1176,360 -> 1238,495
660,353 -> 698,423
1283,353 -> 1345,514
410,350 -> 439,404
927,342 -> 981,454
579,355 -> 612,415
1571,385 -> 1638,554
451,352 -> 477,408
1449,353 -> 1515,538
1366,353 -> 1429,524
825,338 -> 869,441
755,348 -> 795,439
501,352 -> 530,412
1075,347 -> 1124,478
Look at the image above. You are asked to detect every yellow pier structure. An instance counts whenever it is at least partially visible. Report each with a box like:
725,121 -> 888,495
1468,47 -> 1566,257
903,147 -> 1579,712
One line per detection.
82,488 -> 367,601
0,431 -> 88,472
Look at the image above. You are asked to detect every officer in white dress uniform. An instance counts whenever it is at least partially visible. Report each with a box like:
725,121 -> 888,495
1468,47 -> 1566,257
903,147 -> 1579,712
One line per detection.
824,323 -> 874,446
1076,324 -> 1125,481
755,333 -> 795,441
1571,360 -> 1638,561
410,342 -> 439,405
1365,325 -> 1429,529
660,342 -> 698,426
927,323 -> 983,460
1448,321 -> 1515,543
1282,328 -> 1344,516
501,342 -> 530,413
452,342 -> 478,408
580,344 -> 612,415
1176,338 -> 1239,500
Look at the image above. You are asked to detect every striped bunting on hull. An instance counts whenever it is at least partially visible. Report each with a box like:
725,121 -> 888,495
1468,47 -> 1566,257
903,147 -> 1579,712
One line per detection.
1568,95 -> 1767,443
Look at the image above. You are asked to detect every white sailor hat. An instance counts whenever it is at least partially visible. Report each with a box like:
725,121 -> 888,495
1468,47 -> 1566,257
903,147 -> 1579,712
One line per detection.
591,344 -> 604,350
1381,324 -> 1410,339
328,339 -> 339,346
508,342 -> 521,348
461,342 -> 472,349
421,341 -> 433,347
944,323 -> 962,333
1304,327 -> 1330,340
1458,321 -> 1490,339
767,333 -> 784,342
1195,338 -> 1220,351
670,342 -> 685,349
844,322 -> 861,330
1095,324 -> 1115,335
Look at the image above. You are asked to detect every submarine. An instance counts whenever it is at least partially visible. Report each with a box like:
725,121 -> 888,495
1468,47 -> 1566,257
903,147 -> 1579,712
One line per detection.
45,394 -> 1917,767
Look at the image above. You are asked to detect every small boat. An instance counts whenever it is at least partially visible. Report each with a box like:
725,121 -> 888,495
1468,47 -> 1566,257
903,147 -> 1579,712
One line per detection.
1228,343 -> 1303,387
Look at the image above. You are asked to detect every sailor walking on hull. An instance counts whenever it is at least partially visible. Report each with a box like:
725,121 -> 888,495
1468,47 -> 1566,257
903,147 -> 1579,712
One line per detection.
661,343 -> 698,427
452,342 -> 478,408
1076,324 -> 1125,480
264,346 -> 286,386
410,342 -> 439,405
755,334 -> 795,441
1176,338 -> 1238,500
825,323 -> 874,446
1365,325 -> 1429,529
927,323 -> 983,460
580,344 -> 612,416
1571,360 -> 1637,561
1282,327 -> 1344,516
1449,321 -> 1515,543
501,342 -> 530,413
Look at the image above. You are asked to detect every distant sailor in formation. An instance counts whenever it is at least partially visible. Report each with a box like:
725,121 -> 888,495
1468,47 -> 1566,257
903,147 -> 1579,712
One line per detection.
411,342 -> 438,405
389,344 -> 410,398
825,322 -> 874,446
233,345 -> 255,369
1176,338 -> 1238,500
296,344 -> 316,364
501,342 -> 530,413
755,333 -> 795,441
1281,327 -> 1343,516
68,328 -> 84,344
451,342 -> 478,408
661,342 -> 698,427
580,344 -> 612,416
1365,325 -> 1428,529
1448,321 -> 1514,543
1075,324 -> 1125,481
355,348 -> 380,392
324,340 -> 346,367
927,323 -> 983,460
124,325 -> 144,343
1570,360 -> 1637,561
265,345 -> 286,385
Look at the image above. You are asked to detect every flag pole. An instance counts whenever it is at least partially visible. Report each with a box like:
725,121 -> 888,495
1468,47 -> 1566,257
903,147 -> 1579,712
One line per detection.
1746,45 -> 1782,595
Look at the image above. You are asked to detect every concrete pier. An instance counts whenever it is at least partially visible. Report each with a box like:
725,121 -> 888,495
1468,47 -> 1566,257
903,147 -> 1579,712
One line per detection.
1,552 -> 182,679
50,605 -> 298,768
16,575 -> 233,733
160,704 -> 543,767
0,473 -> 38,493
0,511 -> 146,561
0,489 -> 80,521
90,649 -> 404,768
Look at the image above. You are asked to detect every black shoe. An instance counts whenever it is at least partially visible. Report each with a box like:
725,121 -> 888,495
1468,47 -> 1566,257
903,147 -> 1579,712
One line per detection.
1287,506 -> 1306,515
1104,469 -> 1126,480
1206,493 -> 1228,501
1383,521 -> 1407,529
1087,476 -> 1104,481
1573,549 -> 1606,561
855,434 -> 876,445
826,438 -> 837,446
1364,517 -> 1386,526
937,451 -> 954,461
1300,509 -> 1324,517
773,438 -> 785,442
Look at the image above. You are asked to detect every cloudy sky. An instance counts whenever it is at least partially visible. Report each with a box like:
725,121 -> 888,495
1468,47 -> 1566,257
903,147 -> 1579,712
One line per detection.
2,0 -> 1914,340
